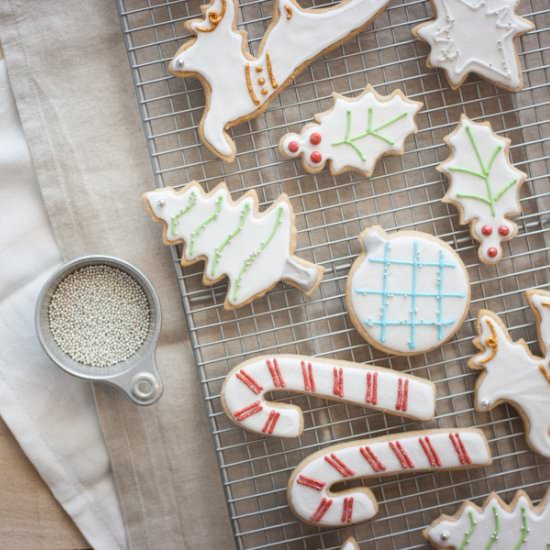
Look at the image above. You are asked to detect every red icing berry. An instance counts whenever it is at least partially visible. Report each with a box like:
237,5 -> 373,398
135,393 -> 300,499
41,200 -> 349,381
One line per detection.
288,140 -> 300,153
309,132 -> 322,145
481,225 -> 493,236
487,247 -> 498,258
310,151 -> 322,164
498,225 -> 510,236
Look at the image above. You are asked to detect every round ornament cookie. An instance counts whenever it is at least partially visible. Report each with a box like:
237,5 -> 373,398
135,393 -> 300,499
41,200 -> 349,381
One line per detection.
346,226 -> 470,355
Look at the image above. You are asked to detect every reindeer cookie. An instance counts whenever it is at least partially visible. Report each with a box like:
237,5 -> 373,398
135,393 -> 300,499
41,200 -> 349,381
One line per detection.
424,489 -> 550,549
279,86 -> 422,176
470,289 -> 550,457
169,0 -> 392,161
143,183 -> 323,309
222,355 -> 436,437
287,429 -> 491,527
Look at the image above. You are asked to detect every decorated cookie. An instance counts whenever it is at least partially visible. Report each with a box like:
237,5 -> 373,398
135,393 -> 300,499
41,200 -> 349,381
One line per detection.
143,183 -> 323,309
339,537 -> 359,550
469,289 -> 550,457
413,0 -> 534,92
222,355 -> 436,437
440,115 -> 527,264
279,86 -> 422,176
424,489 -> 550,549
169,0 -> 393,161
346,226 -> 470,355
287,429 -> 491,527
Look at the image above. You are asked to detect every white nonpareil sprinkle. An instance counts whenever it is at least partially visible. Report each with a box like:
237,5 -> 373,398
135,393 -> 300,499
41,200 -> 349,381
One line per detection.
48,265 -> 151,367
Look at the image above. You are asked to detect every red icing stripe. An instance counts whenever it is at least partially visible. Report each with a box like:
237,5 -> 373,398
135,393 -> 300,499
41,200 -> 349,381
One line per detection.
402,379 -> 409,412
373,371 -> 378,405
360,446 -> 386,472
341,497 -> 354,524
311,498 -> 333,523
261,411 -> 280,434
419,436 -> 442,467
296,475 -> 326,491
366,371 -> 378,405
449,432 -> 472,465
266,358 -> 285,388
389,441 -> 414,469
236,369 -> 263,394
333,367 -> 344,398
324,453 -> 355,477
301,360 -> 315,392
234,401 -> 263,421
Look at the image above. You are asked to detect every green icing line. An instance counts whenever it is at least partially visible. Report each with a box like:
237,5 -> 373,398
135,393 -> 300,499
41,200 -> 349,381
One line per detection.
448,124 -> 517,217
332,108 -> 409,162
459,511 -> 477,550
210,202 -> 251,277
232,205 -> 284,302
485,506 -> 500,550
188,195 -> 223,256
170,192 -> 197,236
512,507 -> 529,550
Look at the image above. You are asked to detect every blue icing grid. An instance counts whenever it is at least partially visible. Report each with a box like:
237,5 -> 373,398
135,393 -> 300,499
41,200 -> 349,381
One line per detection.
354,239 -> 466,350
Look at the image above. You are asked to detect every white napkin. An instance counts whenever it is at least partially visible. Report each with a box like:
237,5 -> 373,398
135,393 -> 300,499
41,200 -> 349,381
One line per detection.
0,56 -> 127,550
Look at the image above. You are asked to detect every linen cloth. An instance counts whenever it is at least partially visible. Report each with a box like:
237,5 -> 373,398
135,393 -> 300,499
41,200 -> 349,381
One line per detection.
0,1 -> 233,548
0,56 -> 126,550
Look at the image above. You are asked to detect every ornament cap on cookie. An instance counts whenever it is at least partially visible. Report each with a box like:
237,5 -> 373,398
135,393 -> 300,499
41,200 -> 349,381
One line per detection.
346,226 -> 471,355
439,115 -> 527,264
413,0 -> 534,92
280,86 -> 422,176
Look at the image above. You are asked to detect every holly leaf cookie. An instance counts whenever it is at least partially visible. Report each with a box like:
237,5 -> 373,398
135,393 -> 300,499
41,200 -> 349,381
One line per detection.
439,115 -> 527,264
279,86 -> 422,176
413,0 -> 534,91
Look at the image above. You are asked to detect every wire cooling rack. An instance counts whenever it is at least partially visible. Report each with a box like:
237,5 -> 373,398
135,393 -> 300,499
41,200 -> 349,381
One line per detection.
117,0 -> 550,547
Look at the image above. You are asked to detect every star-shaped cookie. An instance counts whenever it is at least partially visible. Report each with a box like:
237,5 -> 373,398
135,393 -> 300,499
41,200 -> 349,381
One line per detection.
413,0 -> 534,91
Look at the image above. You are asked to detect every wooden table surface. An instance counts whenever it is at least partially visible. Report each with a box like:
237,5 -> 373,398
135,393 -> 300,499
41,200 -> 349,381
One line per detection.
0,416 -> 91,550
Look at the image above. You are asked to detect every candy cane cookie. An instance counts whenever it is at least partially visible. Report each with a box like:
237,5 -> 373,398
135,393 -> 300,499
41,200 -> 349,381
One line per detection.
221,355 -> 435,437
287,429 -> 491,527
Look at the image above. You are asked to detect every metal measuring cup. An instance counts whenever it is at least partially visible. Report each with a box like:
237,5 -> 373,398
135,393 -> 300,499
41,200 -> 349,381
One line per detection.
35,255 -> 163,405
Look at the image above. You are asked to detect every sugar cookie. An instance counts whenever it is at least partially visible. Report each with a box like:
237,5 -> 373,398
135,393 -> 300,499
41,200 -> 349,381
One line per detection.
440,115 -> 527,264
279,86 -> 422,176
469,289 -> 550,457
346,226 -> 470,355
287,429 -> 491,527
143,182 -> 323,309
424,489 -> 550,549
222,355 -> 436,437
339,537 -> 359,550
169,0 -> 393,161
413,0 -> 533,92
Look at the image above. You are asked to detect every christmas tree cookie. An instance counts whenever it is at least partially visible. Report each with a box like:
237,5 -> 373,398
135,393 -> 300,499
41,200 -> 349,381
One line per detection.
144,182 -> 323,309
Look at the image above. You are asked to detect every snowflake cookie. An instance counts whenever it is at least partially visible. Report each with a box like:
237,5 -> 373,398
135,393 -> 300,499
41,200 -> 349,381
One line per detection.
439,115 -> 527,264
279,86 -> 422,176
469,289 -> 550,457
346,226 -> 470,355
424,489 -> 550,549
413,0 -> 534,91
143,182 -> 324,309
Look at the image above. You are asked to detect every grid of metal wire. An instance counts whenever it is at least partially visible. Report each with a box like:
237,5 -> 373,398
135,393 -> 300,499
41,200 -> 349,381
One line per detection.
117,0 -> 550,547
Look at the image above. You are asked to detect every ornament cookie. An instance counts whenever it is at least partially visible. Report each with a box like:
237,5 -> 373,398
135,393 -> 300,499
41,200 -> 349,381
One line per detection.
169,0 -> 393,161
346,226 -> 470,355
143,183 -> 323,309
413,0 -> 534,92
222,355 -> 436,437
279,86 -> 422,176
469,289 -> 550,457
287,429 -> 491,527
424,489 -> 550,549
440,115 -> 527,264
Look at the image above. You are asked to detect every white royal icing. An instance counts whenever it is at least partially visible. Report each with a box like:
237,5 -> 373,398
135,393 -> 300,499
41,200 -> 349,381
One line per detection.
279,86 -> 422,176
339,537 -> 359,550
424,490 -> 550,549
414,0 -> 533,91
347,227 -> 470,355
144,183 -> 323,309
169,0 -> 392,161
287,429 -> 491,527
222,355 -> 435,437
440,115 -> 526,264
469,289 -> 550,457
